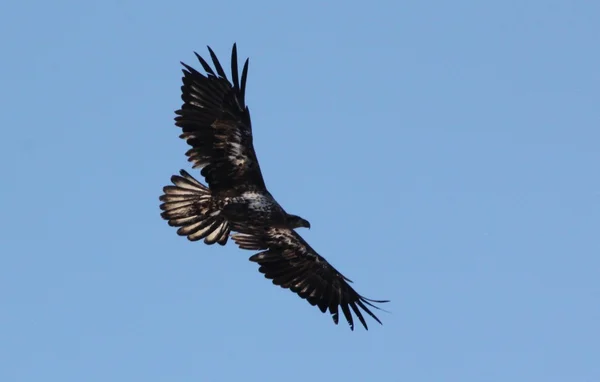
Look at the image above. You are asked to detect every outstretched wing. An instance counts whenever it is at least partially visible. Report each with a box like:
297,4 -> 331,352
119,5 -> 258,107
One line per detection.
232,228 -> 389,330
174,44 -> 266,194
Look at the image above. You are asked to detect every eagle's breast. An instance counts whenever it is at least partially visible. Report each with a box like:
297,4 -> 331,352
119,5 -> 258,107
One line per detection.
242,191 -> 277,213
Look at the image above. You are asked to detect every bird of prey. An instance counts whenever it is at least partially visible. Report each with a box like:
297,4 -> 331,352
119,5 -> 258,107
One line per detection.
159,44 -> 388,330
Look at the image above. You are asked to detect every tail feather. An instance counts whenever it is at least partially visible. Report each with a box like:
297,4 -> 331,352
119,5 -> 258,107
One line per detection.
160,170 -> 230,245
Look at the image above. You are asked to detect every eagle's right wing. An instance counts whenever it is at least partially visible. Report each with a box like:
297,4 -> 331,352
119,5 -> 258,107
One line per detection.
232,228 -> 389,330
174,44 -> 266,194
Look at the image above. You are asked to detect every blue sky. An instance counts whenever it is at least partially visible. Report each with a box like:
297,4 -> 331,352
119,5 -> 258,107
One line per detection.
1,0 -> 599,381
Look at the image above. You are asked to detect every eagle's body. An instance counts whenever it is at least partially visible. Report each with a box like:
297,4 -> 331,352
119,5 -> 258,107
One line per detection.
160,44 -> 388,330
162,169 -> 308,244
226,190 -> 289,229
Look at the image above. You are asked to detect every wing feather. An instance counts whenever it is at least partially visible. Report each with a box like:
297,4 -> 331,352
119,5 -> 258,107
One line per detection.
240,58 -> 249,106
207,46 -> 228,79
231,43 -> 240,91
232,228 -> 389,330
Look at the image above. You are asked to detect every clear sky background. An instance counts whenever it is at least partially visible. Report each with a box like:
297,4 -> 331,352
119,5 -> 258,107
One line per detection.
1,1 -> 599,381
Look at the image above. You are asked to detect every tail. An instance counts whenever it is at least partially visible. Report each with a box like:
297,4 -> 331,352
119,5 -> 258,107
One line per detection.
159,170 -> 230,245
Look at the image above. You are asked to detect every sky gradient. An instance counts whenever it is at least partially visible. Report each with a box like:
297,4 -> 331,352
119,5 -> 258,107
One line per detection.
1,1 -> 599,381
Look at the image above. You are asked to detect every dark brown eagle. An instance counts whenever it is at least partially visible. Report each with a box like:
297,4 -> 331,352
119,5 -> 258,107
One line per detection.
159,44 -> 388,330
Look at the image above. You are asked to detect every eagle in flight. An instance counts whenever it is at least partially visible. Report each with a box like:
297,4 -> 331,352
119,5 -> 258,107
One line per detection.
159,44 -> 388,330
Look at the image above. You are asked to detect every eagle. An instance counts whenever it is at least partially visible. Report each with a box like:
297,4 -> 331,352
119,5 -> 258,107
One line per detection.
159,44 -> 388,330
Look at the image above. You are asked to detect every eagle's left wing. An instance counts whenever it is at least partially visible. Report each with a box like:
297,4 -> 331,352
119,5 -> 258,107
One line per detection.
232,228 -> 389,330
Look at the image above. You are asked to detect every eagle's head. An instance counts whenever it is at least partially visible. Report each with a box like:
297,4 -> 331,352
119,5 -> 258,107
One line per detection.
287,214 -> 311,229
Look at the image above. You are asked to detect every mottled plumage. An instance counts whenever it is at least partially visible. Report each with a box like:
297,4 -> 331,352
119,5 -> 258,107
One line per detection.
232,228 -> 388,330
160,44 -> 388,330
